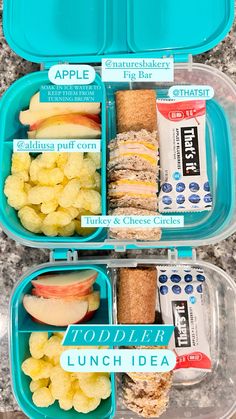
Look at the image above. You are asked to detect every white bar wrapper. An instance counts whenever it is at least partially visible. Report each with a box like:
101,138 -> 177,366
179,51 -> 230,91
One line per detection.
157,266 -> 211,372
157,99 -> 212,212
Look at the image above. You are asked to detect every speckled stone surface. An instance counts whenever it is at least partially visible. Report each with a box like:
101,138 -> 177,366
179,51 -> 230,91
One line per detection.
0,2 -> 236,417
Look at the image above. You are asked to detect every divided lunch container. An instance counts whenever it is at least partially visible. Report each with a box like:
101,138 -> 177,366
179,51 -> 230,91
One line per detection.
1,0 -> 236,418
0,0 -> 236,250
9,255 -> 236,419
10,262 -> 116,419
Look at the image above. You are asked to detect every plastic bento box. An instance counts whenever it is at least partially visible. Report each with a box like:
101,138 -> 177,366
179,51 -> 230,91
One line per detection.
9,256 -> 236,419
0,0 -> 236,418
0,0 -> 235,250
10,262 -> 115,419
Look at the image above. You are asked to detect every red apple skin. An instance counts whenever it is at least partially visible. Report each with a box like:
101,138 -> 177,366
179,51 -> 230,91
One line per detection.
30,113 -> 101,132
80,310 -> 96,323
30,316 -> 45,324
31,285 -> 94,299
30,119 -> 44,131
83,114 -> 100,124
30,113 -> 101,131
31,274 -> 97,298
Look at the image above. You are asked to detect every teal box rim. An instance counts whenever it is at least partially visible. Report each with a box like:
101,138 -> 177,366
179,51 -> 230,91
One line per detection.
0,70 -> 235,250
3,0 -> 235,64
10,263 -> 116,419
0,70 -> 107,245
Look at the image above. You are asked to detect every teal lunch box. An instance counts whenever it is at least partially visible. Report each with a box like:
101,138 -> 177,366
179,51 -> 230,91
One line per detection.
10,260 -> 116,419
0,0 -> 236,251
9,254 -> 236,419
1,1 -> 236,418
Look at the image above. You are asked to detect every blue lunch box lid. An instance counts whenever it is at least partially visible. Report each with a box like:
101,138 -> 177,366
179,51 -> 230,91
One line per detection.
3,0 -> 235,64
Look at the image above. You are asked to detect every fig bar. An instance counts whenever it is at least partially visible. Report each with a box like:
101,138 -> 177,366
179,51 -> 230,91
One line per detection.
157,266 -> 211,372
157,99 -> 212,212
116,90 -> 157,133
117,267 -> 157,324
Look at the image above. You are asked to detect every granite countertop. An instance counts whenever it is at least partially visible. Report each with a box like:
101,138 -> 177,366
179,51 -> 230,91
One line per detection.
0,2 -> 236,418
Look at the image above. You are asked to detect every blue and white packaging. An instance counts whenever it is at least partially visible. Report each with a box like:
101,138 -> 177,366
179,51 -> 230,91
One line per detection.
157,266 -> 211,373
157,99 -> 212,213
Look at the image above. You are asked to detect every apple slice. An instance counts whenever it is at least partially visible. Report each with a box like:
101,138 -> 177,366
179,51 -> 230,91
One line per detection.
63,291 -> 100,310
28,130 -> 36,139
32,286 -> 94,299
32,288 -> 100,313
20,107 -> 101,127
20,109 -> 101,127
84,290 -> 100,311
31,270 -> 98,298
23,294 -> 88,326
30,113 -> 100,132
77,291 -> 100,323
29,92 -> 100,114
81,310 -> 97,323
31,114 -> 101,139
31,281 -> 93,298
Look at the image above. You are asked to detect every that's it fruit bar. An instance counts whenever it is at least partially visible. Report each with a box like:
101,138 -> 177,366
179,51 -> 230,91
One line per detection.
157,100 -> 212,212
157,266 -> 211,372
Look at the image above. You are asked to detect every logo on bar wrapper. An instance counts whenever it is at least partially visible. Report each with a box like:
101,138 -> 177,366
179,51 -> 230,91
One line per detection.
172,301 -> 191,348
181,126 -> 200,176
168,111 -> 184,121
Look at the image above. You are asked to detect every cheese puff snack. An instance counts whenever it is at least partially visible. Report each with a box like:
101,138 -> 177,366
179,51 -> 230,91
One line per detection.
79,373 -> 112,400
32,387 -> 55,407
21,332 -> 112,412
11,152 -> 31,181
4,175 -> 28,210
22,357 -> 53,381
29,332 -> 48,359
18,206 -> 44,233
50,366 -> 72,399
64,153 -> 84,179
37,167 -> 64,186
30,378 -> 50,393
74,210 -> 97,237
73,389 -> 101,414
58,179 -> 81,208
44,335 -> 63,358
58,386 -> 75,411
87,152 -> 101,169
41,199 -> 58,214
4,151 -> 102,237
58,221 -> 76,237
